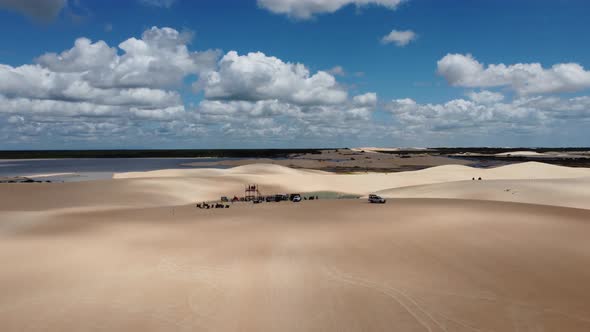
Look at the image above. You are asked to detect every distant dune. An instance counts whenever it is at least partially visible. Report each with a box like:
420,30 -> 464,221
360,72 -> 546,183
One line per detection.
0,162 -> 588,212
180,148 -> 472,172
376,178 -> 590,209
495,150 -> 545,156
110,162 -> 590,210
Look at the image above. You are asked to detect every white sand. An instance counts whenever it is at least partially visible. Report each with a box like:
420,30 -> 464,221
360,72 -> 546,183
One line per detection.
1,162 -> 589,212
3,161 -> 590,331
495,151 -> 545,156
376,178 -> 590,209
2,199 -> 590,331
110,162 -> 590,209
352,147 -> 428,153
25,172 -> 78,178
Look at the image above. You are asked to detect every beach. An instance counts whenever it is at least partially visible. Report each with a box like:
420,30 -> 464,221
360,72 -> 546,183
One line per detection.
2,162 -> 590,331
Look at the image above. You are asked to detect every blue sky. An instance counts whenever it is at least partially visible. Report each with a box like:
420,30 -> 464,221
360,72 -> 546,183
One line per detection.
1,0 -> 589,148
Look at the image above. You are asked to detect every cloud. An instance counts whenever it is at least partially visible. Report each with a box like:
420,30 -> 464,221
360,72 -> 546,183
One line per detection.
0,26 -> 380,147
387,98 -> 507,131
437,53 -> 590,95
0,95 -> 184,119
381,29 -> 416,46
138,0 -> 176,8
0,27 -> 219,129
198,51 -> 348,105
198,98 -> 376,143
353,92 -> 377,106
257,0 -> 404,19
199,99 -> 303,120
384,94 -> 590,139
195,52 -> 378,138
36,27 -> 220,89
192,50 -> 379,141
199,98 -> 374,122
327,65 -> 345,76
0,0 -> 66,21
466,90 -> 504,104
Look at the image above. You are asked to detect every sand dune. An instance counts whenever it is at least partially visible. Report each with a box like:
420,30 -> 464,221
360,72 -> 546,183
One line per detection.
377,178 -> 590,209
111,162 -> 590,209
180,153 -> 471,172
2,162 -> 589,212
116,161 -> 590,181
3,161 -> 590,331
2,199 -> 590,331
352,147 -> 428,153
22,172 -> 78,178
495,150 -> 544,156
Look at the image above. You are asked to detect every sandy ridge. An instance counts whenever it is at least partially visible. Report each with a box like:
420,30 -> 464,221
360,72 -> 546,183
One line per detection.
2,162 -> 589,211
3,161 -> 590,331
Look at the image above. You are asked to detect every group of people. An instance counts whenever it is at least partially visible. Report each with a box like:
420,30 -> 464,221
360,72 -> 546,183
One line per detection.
196,202 -> 230,209
196,193 -> 321,210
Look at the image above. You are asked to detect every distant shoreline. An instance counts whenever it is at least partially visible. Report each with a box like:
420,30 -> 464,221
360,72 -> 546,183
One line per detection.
3,148 -> 590,180
1,147 -> 590,160
0,149 -> 326,160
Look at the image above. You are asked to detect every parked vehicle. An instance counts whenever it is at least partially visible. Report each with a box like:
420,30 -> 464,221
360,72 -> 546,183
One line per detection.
291,194 -> 302,202
220,196 -> 229,202
368,194 -> 386,204
274,194 -> 288,202
289,193 -> 301,201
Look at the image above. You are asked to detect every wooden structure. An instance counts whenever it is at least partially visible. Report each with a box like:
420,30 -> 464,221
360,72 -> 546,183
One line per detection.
245,184 -> 261,201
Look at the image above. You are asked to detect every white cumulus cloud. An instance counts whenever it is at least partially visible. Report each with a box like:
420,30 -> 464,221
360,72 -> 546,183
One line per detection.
0,26 -> 222,121
466,90 -> 505,104
384,94 -> 590,138
353,92 -> 377,106
196,61 -> 377,135
381,29 -> 416,46
437,53 -> 590,95
0,26 -> 380,146
257,0 -> 404,19
199,51 -> 348,105
37,27 -> 220,89
193,51 -> 379,140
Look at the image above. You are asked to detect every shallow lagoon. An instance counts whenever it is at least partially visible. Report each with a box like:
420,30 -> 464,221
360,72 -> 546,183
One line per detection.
0,158 -> 234,182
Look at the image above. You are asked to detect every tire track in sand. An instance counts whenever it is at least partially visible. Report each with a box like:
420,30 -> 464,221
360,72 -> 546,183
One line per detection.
323,265 -> 447,332
322,265 -> 510,332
